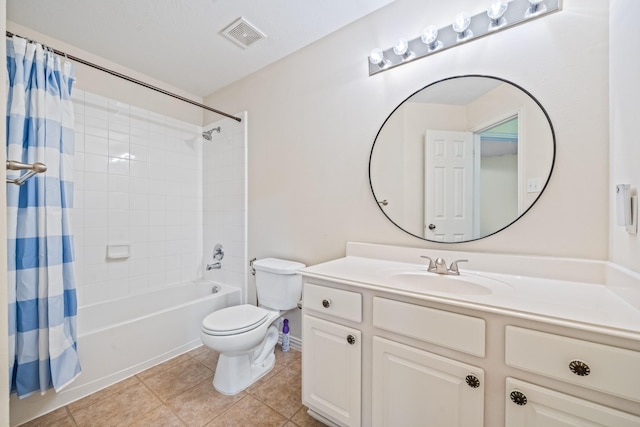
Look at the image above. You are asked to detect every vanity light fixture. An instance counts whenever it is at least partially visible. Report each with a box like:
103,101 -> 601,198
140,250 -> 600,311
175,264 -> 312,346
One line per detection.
487,1 -> 509,30
452,12 -> 473,42
368,0 -> 561,76
421,25 -> 442,51
392,38 -> 415,61
525,0 -> 547,18
369,48 -> 391,69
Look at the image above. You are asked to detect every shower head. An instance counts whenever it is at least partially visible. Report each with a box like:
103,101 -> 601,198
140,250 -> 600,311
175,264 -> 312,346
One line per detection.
202,127 -> 221,140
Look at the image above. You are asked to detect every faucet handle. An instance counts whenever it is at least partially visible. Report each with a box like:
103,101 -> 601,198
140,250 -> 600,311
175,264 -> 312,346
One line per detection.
420,255 -> 435,271
448,259 -> 468,275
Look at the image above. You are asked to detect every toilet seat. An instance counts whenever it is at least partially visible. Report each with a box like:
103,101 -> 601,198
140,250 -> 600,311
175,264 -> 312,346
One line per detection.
202,304 -> 271,336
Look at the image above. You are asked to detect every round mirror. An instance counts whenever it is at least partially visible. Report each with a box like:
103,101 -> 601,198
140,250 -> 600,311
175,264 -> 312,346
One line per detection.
369,75 -> 555,243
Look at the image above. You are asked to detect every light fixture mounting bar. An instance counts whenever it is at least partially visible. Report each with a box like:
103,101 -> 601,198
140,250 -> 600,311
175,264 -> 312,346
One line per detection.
368,0 -> 561,76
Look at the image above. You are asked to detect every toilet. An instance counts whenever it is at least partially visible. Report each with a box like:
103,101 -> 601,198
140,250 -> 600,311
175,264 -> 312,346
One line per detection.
200,258 -> 305,395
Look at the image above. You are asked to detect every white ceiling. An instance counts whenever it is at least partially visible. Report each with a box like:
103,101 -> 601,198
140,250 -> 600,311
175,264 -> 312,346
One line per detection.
7,0 -> 394,98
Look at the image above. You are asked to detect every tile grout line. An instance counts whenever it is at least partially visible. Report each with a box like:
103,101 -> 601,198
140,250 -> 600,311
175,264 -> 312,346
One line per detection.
135,372 -> 184,425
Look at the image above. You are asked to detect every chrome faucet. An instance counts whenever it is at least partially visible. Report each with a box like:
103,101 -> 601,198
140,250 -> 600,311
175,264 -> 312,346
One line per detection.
421,256 -> 468,275
206,262 -> 221,270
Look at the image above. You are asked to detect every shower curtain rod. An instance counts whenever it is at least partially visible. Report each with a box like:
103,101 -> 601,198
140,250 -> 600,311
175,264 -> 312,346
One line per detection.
5,31 -> 242,123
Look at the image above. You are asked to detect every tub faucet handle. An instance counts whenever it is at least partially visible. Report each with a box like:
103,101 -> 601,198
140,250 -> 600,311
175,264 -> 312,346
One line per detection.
213,244 -> 224,261
448,259 -> 468,275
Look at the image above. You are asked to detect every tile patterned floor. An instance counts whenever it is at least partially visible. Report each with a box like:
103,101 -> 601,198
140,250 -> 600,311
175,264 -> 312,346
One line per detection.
22,346 -> 326,427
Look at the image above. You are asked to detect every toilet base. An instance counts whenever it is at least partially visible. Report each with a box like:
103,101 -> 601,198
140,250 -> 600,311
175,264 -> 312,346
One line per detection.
212,324 -> 279,395
213,351 -> 276,395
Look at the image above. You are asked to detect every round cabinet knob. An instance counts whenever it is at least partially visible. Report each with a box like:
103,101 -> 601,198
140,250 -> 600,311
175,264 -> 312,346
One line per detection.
322,299 -> 331,308
465,375 -> 480,388
428,224 -> 436,230
569,360 -> 591,376
347,335 -> 356,345
510,390 -> 528,406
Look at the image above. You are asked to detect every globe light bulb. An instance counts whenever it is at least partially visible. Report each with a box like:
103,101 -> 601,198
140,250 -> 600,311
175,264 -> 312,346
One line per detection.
369,48 -> 390,68
392,39 -> 408,56
487,1 -> 508,30
452,12 -> 473,42
392,38 -> 415,61
525,0 -> 547,18
421,25 -> 442,51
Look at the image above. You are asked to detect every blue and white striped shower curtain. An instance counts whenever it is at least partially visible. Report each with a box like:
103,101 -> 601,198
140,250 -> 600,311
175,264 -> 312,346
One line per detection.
6,36 -> 81,398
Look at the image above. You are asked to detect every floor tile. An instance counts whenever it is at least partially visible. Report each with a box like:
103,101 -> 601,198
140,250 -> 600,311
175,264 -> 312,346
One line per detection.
245,361 -> 286,395
290,406 -> 328,427
140,357 -> 214,402
21,407 -> 75,427
166,378 -> 245,426
68,375 -> 141,413
187,345 -> 208,357
128,405 -> 186,427
204,395 -> 288,427
137,352 -> 194,381
274,347 -> 301,367
191,347 -> 220,372
252,365 -> 303,418
71,381 -> 163,426
24,347 -> 308,427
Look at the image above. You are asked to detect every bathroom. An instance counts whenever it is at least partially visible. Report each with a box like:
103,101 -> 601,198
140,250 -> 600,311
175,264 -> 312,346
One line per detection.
1,0 -> 639,425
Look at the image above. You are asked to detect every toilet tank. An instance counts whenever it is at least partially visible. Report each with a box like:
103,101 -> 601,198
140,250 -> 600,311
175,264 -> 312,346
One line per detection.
253,258 -> 306,310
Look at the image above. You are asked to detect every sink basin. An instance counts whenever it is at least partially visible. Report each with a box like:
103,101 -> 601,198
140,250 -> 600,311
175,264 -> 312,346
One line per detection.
383,269 -> 512,295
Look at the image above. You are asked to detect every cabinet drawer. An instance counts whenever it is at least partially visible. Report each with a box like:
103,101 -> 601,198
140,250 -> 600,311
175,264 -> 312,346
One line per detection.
373,297 -> 485,357
303,282 -> 362,323
505,326 -> 640,402
505,378 -> 640,426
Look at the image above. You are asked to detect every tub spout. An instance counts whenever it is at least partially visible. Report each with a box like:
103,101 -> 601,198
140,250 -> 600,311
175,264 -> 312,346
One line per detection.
206,262 -> 221,270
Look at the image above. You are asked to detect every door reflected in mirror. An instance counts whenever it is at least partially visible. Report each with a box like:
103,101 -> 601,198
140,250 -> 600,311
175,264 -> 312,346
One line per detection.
369,75 -> 555,243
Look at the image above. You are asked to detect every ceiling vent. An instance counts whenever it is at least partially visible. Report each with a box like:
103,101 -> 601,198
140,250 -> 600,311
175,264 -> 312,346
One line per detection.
221,17 -> 267,49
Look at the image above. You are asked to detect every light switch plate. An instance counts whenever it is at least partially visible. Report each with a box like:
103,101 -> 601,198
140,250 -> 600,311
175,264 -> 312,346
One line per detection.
527,177 -> 542,193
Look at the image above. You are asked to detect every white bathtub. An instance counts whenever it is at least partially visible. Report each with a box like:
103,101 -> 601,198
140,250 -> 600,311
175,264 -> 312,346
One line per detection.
10,280 -> 241,426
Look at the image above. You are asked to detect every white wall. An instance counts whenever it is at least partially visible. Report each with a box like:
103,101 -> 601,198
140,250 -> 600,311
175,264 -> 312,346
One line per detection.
466,83 -> 554,209
202,113 -> 249,301
204,0 -> 609,338
207,0 -> 609,263
480,155 -> 518,236
609,0 -> 640,273
71,89 -> 204,306
6,22 -> 203,126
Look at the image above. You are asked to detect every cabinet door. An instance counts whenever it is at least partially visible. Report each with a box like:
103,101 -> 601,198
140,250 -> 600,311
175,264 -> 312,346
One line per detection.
303,315 -> 361,427
505,378 -> 640,427
372,336 -> 484,427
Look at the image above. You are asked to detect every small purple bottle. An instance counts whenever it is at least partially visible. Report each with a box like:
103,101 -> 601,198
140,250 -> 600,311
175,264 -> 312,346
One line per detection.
282,319 -> 290,352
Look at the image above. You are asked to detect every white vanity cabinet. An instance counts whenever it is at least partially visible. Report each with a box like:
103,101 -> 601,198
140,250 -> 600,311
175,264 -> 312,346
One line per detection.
372,337 -> 484,427
302,283 -> 363,427
300,245 -> 640,427
372,297 -> 485,426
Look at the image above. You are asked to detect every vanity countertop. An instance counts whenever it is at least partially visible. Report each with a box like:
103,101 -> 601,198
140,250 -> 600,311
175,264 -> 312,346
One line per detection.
301,254 -> 640,341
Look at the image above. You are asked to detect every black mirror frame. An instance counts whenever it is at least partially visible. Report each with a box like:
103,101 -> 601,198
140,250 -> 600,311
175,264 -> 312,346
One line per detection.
368,74 -> 556,243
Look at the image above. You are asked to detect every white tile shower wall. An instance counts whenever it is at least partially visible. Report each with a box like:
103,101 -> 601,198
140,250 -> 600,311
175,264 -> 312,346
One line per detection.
71,88 -> 204,307
202,113 -> 248,300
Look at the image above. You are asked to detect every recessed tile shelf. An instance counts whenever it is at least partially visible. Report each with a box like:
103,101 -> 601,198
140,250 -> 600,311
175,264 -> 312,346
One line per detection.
368,0 -> 562,76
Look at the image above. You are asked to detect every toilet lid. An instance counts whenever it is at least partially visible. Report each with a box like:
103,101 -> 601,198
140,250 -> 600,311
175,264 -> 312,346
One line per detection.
202,304 -> 270,336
